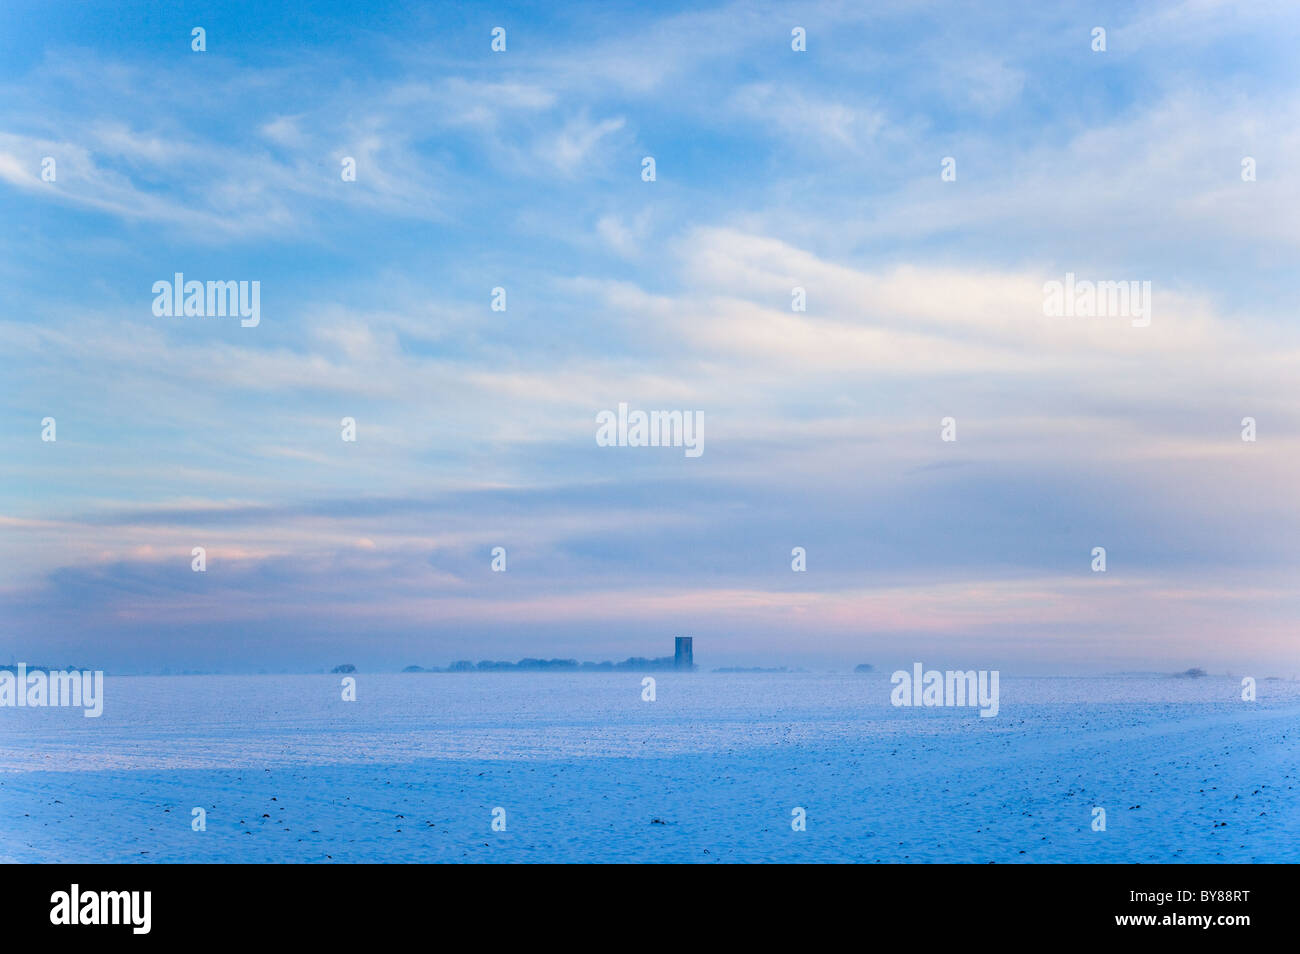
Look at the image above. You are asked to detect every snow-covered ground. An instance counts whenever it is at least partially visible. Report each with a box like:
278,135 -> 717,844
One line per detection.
2,673 -> 1297,863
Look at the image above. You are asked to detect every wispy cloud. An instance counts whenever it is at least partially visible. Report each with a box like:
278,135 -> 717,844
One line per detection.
2,0 -> 1296,672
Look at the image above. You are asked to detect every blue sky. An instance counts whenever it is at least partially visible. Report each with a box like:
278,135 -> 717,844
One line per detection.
2,0 -> 1298,673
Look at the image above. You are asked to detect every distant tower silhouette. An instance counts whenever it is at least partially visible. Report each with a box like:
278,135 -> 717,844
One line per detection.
674,637 -> 694,671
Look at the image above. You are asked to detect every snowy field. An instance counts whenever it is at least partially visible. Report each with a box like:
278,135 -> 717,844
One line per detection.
2,673 -> 1297,863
